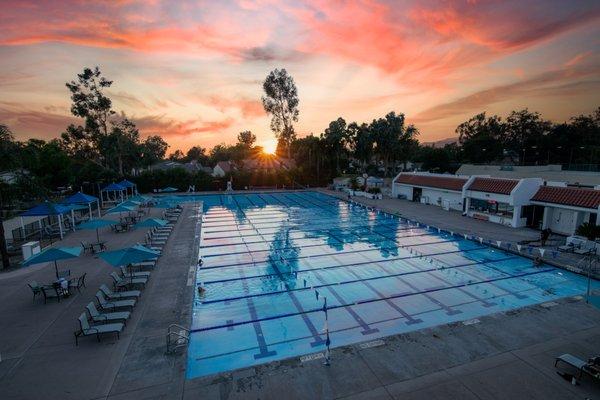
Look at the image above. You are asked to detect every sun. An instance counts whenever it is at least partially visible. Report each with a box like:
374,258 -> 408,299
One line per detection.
262,139 -> 277,155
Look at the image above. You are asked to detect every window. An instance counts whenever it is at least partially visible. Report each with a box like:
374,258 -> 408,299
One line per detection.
469,198 -> 513,217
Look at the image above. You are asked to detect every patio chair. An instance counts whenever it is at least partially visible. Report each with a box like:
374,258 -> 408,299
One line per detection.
119,266 -> 151,279
110,271 -> 147,290
40,285 -> 61,304
68,273 -> 87,293
85,302 -> 130,325
81,241 -> 94,254
57,269 -> 71,279
99,284 -> 141,300
74,312 -> 124,346
43,226 -> 62,238
27,281 -> 46,303
95,291 -> 136,311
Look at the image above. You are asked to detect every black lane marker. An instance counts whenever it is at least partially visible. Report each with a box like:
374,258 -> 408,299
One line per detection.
310,270 -> 379,336
330,254 -> 424,325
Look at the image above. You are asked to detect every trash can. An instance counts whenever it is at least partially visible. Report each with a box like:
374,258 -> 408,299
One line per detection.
22,241 -> 41,260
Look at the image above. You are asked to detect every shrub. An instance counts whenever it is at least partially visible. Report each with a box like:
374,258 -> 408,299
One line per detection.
575,222 -> 600,241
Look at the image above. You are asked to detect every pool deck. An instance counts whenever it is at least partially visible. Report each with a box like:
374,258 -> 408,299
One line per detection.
0,192 -> 599,399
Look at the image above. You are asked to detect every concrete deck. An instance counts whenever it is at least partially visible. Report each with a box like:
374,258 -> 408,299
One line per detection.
1,192 -> 599,400
0,204 -> 201,400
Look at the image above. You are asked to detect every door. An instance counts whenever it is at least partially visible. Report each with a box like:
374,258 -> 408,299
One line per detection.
522,205 -> 544,229
412,187 -> 422,202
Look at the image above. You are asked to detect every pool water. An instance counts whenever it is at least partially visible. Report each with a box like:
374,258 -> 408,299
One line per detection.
185,191 -> 596,379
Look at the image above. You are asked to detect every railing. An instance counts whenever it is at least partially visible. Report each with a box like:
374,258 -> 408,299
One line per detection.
166,324 -> 190,354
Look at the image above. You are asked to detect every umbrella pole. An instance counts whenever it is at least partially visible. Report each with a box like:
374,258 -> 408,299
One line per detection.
58,215 -> 64,239
96,228 -> 100,243
54,260 -> 59,279
71,209 -> 76,232
97,200 -> 101,218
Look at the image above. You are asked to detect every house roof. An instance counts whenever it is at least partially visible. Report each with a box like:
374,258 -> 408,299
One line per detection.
394,174 -> 467,191
531,186 -> 600,210
215,161 -> 233,173
467,177 -> 519,195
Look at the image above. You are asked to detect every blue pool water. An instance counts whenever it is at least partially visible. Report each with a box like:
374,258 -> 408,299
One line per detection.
184,191 -> 596,379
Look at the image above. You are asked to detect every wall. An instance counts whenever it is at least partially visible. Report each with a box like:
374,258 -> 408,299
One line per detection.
543,207 -> 588,235
420,188 -> 463,210
392,184 -> 413,199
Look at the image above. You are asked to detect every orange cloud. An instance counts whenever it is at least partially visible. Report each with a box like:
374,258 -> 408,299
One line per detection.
206,96 -> 265,118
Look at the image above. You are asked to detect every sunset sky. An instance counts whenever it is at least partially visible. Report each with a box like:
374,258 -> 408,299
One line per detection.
1,0 -> 599,153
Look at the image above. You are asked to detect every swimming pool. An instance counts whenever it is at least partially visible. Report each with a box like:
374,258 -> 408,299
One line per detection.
185,191 -> 595,379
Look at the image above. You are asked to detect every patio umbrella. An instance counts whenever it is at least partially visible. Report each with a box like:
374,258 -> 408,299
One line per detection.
106,204 -> 135,214
120,200 -> 141,207
161,187 -> 178,193
62,191 -> 101,219
135,218 -> 168,229
129,195 -> 151,203
97,245 -> 160,267
22,246 -> 82,279
77,219 -> 116,242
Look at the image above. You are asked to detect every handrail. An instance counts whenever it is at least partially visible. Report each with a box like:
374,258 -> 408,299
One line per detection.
166,324 -> 190,354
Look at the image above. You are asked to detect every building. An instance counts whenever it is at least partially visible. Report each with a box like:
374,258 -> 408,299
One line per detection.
530,184 -> 600,235
463,177 -> 543,228
146,160 -> 212,175
392,172 -> 470,211
213,161 -> 235,177
456,164 -> 600,187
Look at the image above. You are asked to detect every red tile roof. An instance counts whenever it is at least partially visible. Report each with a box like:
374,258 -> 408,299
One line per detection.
467,177 -> 519,195
394,174 -> 467,191
531,186 -> 600,210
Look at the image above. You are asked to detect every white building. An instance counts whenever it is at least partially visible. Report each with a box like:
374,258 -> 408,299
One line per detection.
392,172 -> 471,211
530,184 -> 600,235
463,177 -> 543,228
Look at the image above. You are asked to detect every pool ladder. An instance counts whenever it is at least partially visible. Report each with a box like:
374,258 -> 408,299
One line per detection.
166,324 -> 190,354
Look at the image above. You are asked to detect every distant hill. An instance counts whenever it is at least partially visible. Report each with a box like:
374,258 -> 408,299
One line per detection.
420,137 -> 458,148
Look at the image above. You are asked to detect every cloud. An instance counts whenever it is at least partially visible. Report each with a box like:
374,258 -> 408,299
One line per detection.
205,95 -> 265,118
0,103 -> 76,140
132,114 -> 235,138
413,63 -> 600,123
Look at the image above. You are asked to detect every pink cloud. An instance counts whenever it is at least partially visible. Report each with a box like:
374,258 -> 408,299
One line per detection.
206,96 -> 265,118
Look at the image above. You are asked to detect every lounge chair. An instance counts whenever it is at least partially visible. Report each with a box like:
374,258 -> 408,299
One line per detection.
110,271 -> 147,290
95,291 -> 136,311
557,243 -> 575,253
74,312 -> 124,345
555,354 -> 588,379
85,302 -> 130,324
120,266 -> 150,279
99,284 -> 141,300
130,260 -> 156,270
574,242 -> 597,255
68,273 -> 87,293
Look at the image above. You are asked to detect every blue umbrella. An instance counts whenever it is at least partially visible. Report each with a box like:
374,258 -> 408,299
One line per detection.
22,246 -> 82,278
98,245 -> 160,267
63,191 -> 98,204
78,219 -> 116,242
120,200 -> 141,207
106,204 -> 135,214
135,218 -> 168,229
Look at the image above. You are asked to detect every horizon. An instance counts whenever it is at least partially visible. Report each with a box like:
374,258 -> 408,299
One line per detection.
1,0 -> 599,153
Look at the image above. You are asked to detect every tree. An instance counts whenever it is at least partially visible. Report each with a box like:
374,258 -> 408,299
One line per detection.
504,109 -> 551,165
0,124 -> 18,171
237,131 -> 256,148
457,112 -> 505,164
321,117 -> 348,175
370,112 -> 418,176
141,135 -> 169,166
99,118 -> 141,175
348,122 -> 373,171
168,150 -> 185,162
262,68 -> 299,158
66,66 -> 114,137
